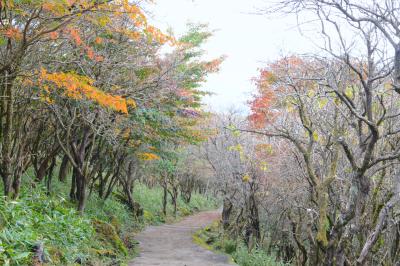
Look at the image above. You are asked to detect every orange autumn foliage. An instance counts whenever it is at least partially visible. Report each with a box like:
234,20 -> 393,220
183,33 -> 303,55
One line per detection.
137,152 -> 160,161
6,0 -> 174,46
204,57 -> 225,73
68,28 -> 83,46
95,37 -> 103,44
1,27 -> 22,40
49,31 -> 59,40
86,47 -> 95,60
30,0 -> 176,64
101,0 -> 175,45
39,69 -> 135,114
248,69 -> 277,128
94,55 -> 104,62
249,56 -> 310,128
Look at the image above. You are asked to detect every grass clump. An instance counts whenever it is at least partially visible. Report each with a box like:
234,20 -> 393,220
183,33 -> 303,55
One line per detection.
233,245 -> 287,266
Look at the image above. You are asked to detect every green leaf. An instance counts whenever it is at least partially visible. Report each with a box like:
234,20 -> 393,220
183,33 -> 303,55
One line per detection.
11,252 -> 30,260
0,37 -> 7,46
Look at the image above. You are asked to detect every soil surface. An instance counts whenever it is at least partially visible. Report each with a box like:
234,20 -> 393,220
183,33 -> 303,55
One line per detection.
129,210 -> 234,266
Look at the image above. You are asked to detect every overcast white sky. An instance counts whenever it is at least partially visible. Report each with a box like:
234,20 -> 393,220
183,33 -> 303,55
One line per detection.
149,0 -> 317,113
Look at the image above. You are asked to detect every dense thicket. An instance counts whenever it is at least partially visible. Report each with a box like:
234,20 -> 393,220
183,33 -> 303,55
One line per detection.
202,1 -> 400,265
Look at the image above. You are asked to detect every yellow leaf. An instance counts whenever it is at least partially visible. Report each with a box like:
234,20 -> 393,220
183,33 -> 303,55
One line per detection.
242,174 -> 250,182
345,86 -> 354,99
127,98 -> 137,108
98,16 -> 111,27
232,130 -> 240,137
318,98 -> 328,109
286,102 -> 294,113
137,152 -> 160,161
260,161 -> 268,171
312,131 -> 319,141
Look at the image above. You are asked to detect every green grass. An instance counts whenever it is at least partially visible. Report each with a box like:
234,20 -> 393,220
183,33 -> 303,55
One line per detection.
132,182 -> 218,224
85,193 -> 132,230
194,222 -> 287,266
232,245 -> 288,266
0,189 -> 94,265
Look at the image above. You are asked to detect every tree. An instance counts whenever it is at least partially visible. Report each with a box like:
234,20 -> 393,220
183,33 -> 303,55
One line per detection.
248,2 -> 400,263
0,1 -> 221,216
199,110 -> 271,250
0,0 -> 171,199
248,49 -> 400,263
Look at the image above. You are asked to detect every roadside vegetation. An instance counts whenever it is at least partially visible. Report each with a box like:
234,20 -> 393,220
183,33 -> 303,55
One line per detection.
0,178 -> 217,265
193,222 -> 287,266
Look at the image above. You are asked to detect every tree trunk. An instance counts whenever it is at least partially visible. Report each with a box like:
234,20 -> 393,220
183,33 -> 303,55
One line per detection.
35,146 -> 60,182
58,154 -> 69,182
222,198 -> 233,230
70,170 -> 77,201
1,70 -> 14,198
46,157 -> 56,194
357,196 -> 399,265
162,183 -> 167,216
172,187 -> 178,217
180,177 -> 194,204
394,45 -> 400,92
12,174 -> 21,199
249,193 -> 261,242
76,173 -> 86,214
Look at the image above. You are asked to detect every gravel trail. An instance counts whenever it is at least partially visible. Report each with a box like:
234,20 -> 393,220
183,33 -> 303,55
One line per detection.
129,210 -> 233,266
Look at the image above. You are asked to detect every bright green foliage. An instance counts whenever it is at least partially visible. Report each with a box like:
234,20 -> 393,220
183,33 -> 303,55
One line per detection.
84,194 -> 133,233
0,189 -> 93,265
233,245 -> 288,266
157,158 -> 177,176
180,24 -> 212,47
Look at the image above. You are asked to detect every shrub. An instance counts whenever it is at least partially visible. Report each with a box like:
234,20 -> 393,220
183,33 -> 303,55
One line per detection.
223,239 -> 236,254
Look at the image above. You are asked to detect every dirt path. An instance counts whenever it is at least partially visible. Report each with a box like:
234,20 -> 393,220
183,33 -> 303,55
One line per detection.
129,210 -> 234,266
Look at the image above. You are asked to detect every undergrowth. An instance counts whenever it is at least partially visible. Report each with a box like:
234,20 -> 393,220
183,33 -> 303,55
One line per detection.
194,222 -> 288,266
0,189 -> 93,265
133,182 -> 218,224
0,179 -> 217,265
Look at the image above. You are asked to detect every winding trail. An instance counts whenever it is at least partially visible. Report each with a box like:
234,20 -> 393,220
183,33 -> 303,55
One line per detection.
129,210 -> 233,266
